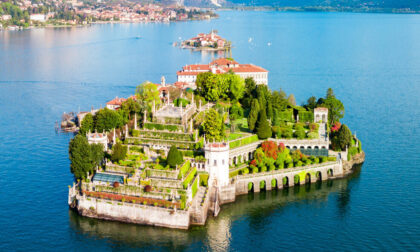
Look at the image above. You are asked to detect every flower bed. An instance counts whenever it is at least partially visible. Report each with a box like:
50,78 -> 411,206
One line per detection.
83,190 -> 180,209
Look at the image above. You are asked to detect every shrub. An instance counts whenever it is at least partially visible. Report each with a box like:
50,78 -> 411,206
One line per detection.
260,165 -> 267,173
294,126 -> 306,139
251,166 -> 259,173
261,140 -> 278,160
199,173 -> 209,187
358,140 -> 362,153
328,156 -> 337,162
240,168 -> 249,175
182,167 -> 197,189
167,145 -> 183,168
307,131 -> 319,139
131,129 -> 140,137
271,179 -> 277,188
111,143 -> 127,163
314,157 -> 319,164
256,110 -> 272,139
295,161 -> 303,167
320,156 -> 328,163
309,123 -> 319,132
281,127 -> 293,138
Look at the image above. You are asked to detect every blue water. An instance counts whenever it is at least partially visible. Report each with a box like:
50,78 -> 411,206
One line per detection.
1,11 -> 419,251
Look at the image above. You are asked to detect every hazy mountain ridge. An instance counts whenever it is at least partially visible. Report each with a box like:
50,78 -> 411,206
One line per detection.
227,0 -> 420,9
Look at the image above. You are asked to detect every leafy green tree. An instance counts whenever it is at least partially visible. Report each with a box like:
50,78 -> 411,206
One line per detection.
306,96 -> 317,111
294,125 -> 306,139
90,143 -> 105,168
323,94 -> 345,123
229,74 -> 245,101
248,98 -> 260,131
121,98 -> 141,118
111,143 -> 127,163
256,109 -> 272,139
79,113 -> 94,135
69,135 -> 95,179
202,108 -> 224,141
332,124 -> 352,151
230,102 -> 244,120
167,145 -> 184,168
135,81 -> 161,110
94,108 -> 123,132
272,89 -> 289,111
241,77 -> 257,109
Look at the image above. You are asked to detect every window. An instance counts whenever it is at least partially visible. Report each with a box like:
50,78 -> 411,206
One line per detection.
214,160 -> 217,166
222,159 -> 225,165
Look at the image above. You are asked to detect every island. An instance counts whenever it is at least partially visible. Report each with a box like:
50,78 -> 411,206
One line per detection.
68,58 -> 365,229
179,30 -> 231,51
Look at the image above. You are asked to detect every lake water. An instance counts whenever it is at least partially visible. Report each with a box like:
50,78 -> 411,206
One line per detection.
0,11 -> 419,251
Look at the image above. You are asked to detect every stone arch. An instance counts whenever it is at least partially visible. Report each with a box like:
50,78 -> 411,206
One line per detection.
316,171 -> 322,181
293,146 -> 298,150
307,146 -> 312,149
322,114 -> 326,122
243,153 -> 247,162
248,182 -> 254,192
271,178 -> 277,189
321,146 -> 326,149
286,146 -> 290,149
316,114 -> 320,122
294,174 -> 300,185
305,173 -> 311,183
300,146 -> 305,149
259,180 -> 266,191
233,156 -> 237,165
327,169 -> 334,177
282,176 -> 289,187
248,152 -> 252,160
314,146 -> 319,149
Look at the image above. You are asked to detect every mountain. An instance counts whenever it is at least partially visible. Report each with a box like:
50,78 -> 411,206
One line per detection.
227,0 -> 420,10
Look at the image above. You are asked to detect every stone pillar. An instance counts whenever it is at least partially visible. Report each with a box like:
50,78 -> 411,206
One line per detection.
277,178 -> 283,190
253,181 -> 260,193
266,180 -> 272,191
167,91 -> 170,105
113,128 -> 116,144
134,113 -> 137,130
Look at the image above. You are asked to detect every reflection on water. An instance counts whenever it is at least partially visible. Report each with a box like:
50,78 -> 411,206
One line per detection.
69,166 -> 362,250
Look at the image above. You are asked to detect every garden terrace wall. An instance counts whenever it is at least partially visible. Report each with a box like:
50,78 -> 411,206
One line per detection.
75,195 -> 189,229
125,137 -> 195,149
150,178 -> 183,189
137,130 -> 195,141
93,185 -> 172,200
146,168 -> 179,179
105,164 -> 135,174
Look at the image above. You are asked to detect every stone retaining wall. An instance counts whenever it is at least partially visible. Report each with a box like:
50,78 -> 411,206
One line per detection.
74,196 -> 190,229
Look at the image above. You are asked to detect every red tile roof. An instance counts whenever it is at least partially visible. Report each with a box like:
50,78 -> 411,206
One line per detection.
106,97 -> 127,105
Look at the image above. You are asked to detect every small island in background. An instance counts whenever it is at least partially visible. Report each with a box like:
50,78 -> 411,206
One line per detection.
67,57 -> 364,229
178,30 -> 231,51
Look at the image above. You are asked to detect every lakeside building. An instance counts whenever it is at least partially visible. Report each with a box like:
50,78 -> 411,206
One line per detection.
177,58 -> 269,86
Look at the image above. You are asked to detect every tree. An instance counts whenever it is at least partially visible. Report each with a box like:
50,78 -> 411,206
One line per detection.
332,124 -> 352,151
229,74 -> 245,101
306,96 -> 317,111
79,113 -> 94,135
69,135 -> 95,179
272,89 -> 289,111
241,77 -> 257,109
326,88 -> 335,99
135,81 -> 161,110
230,102 -> 244,120
167,145 -> 183,168
90,143 -> 105,168
248,98 -> 260,131
288,94 -> 296,106
202,108 -> 224,141
94,108 -> 123,132
256,109 -> 272,139
111,142 -> 127,163
294,125 -> 306,139
121,98 -> 141,118
323,95 -> 345,123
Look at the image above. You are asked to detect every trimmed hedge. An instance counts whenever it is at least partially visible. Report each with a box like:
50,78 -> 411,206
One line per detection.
199,173 -> 209,187
144,123 -> 183,132
182,167 -> 197,189
178,160 -> 191,179
298,111 -> 314,123
229,135 -> 259,149
191,177 -> 198,198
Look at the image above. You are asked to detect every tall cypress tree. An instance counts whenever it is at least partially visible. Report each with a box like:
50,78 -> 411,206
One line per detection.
248,99 -> 260,132
256,109 -> 272,139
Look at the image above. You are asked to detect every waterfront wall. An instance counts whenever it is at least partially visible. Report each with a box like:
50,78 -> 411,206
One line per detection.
73,195 -> 190,229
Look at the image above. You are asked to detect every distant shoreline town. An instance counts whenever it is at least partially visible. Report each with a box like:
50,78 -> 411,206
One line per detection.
0,0 -> 217,31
